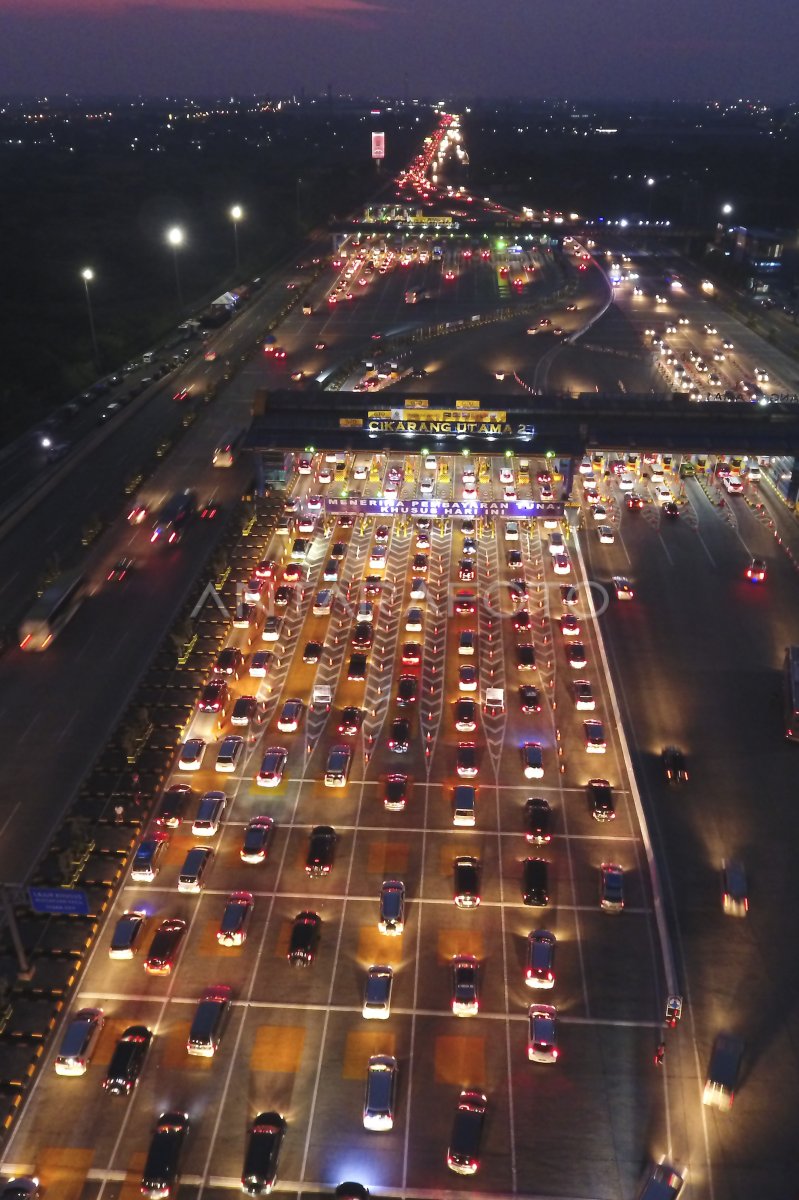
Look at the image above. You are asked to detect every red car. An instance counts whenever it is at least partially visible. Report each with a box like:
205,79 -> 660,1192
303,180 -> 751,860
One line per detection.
745,558 -> 766,583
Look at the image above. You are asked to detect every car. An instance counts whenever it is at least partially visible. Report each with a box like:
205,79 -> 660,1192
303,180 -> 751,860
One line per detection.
277,698 -> 303,732
106,557 -> 135,583
552,553 -> 571,575
334,1185 -> 369,1200
619,474 -> 634,492
525,930 -> 556,989
231,696 -> 266,729
662,745 -> 689,783
663,501 -> 680,518
508,549 -> 523,570
613,576 -> 634,600
249,650 -> 273,678
144,918 -> 187,976
288,911 -> 320,965
524,798 -> 552,844
723,474 -> 744,495
626,492 -> 644,510
397,675 -> 419,705
454,590 -> 476,614
591,503 -> 607,521
600,863 -> 624,911
109,910 -> 148,960
513,609 -> 531,631
451,955 -> 480,1016
597,525 -> 615,544
306,826 -> 337,876
516,643 -> 536,672
154,783 -> 192,829
560,613 -> 580,637
216,890 -> 254,947
447,1089 -> 487,1176
509,579 -> 528,605
521,857 -> 550,906
257,746 -> 289,788
348,652 -> 368,681
200,498 -> 220,521
745,557 -> 766,583
584,719 -> 606,753
462,537 -> 477,557
453,856 -> 481,908
401,641 -> 422,665
240,815 -> 274,864
458,664 -> 478,691
384,773 -> 409,811
127,502 -> 148,526
254,558 -> 277,581
351,623 -> 373,651
521,742 -> 544,779
588,778 -> 615,822
412,553 -> 429,575
363,965 -> 393,1019
378,879 -> 405,934
243,577 -> 266,604
262,616 -> 282,642
454,697 -> 478,732
302,640 -> 323,665
573,679 -> 595,710
283,562 -> 304,583
409,578 -> 426,601
405,607 -> 423,633
192,790 -> 226,834
458,559 -> 475,581
415,531 -> 431,550
318,466 -> 332,483
456,742 -> 478,778
560,584 -> 579,606
338,706 -> 363,736
274,585 -> 294,608
241,1111 -> 286,1195
388,717 -> 411,753
102,1024 -> 152,1095
199,678 -> 228,715
528,1004 -> 559,1063
215,735 -> 244,774
178,738 -> 206,771
141,1111 -> 189,1199
519,685 -> 541,713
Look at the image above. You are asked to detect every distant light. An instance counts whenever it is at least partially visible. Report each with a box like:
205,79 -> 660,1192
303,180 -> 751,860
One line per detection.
722,203 -> 734,215
230,204 -> 243,222
167,225 -> 184,247
81,267 -> 94,282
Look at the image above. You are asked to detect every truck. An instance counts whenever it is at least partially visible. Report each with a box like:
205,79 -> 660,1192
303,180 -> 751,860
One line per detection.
150,490 -> 196,545
702,1032 -> 743,1111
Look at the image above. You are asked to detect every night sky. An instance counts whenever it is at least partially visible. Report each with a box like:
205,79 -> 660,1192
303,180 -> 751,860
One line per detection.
1,0 -> 797,101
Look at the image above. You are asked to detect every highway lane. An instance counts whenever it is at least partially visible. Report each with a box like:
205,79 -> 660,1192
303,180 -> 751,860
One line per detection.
1,452 -> 671,1200
582,463 -> 799,1200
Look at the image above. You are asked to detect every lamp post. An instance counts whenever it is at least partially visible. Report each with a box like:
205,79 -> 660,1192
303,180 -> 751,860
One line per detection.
166,225 -> 185,314
81,268 -> 100,370
721,203 -> 733,219
645,177 -> 655,223
230,205 -> 243,272
296,178 -> 302,225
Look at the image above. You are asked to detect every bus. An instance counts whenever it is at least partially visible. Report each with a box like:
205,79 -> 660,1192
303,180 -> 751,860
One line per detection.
19,570 -> 86,651
212,428 -> 245,468
784,646 -> 799,741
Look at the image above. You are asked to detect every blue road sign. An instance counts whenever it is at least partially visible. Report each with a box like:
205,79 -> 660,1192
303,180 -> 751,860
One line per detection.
324,497 -> 564,520
28,887 -> 91,916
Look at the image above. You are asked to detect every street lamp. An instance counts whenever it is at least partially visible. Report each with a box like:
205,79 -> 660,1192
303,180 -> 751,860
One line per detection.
166,225 -> 185,314
721,203 -> 734,216
81,267 -> 100,370
230,204 -> 243,272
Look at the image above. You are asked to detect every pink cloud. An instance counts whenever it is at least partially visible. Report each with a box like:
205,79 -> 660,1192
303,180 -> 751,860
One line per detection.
0,0 -> 388,13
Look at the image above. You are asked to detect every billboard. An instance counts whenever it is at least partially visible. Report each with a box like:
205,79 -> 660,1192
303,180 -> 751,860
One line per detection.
324,496 -> 563,520
371,132 -> 385,160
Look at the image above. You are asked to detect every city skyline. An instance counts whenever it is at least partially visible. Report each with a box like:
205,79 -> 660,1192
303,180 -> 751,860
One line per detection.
1,0 -> 798,102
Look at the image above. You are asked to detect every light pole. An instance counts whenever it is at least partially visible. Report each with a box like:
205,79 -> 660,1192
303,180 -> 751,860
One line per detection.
230,204 -> 243,272
296,178 -> 302,226
645,177 -> 655,223
81,268 -> 100,370
166,225 -> 185,315
721,203 -> 734,219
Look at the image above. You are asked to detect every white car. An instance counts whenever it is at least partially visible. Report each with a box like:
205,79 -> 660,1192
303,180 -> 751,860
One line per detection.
424,455 -> 437,471
318,467 -> 332,484
307,494 -> 322,511
458,664 -> 478,692
499,467 -> 514,484
178,738 -> 206,771
192,790 -> 226,835
591,504 -> 607,522
723,474 -> 743,494
353,463 -> 368,480
655,486 -> 672,505
548,532 -> 564,556
257,746 -> 288,788
618,475 -> 634,492
405,608 -> 423,633
409,578 -> 426,601
504,485 -> 517,500
578,458 -> 593,475
650,468 -> 664,484
462,467 -> 476,484
463,484 -> 477,501
527,1004 -> 558,1063
262,616 -> 282,642
420,477 -> 435,496
552,554 -> 571,576
598,526 -> 615,544
581,474 -> 597,491
369,547 -> 387,569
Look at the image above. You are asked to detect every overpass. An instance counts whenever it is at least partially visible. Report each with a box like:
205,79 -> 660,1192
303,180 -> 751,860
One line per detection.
245,389 -> 799,467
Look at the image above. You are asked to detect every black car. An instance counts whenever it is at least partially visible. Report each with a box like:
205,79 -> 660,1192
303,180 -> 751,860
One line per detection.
513,609 -> 531,631
662,746 -> 689,784
348,652 -> 368,681
519,685 -> 541,714
103,1025 -> 152,1096
240,816 -> 274,864
214,647 -> 243,678
335,1186 -> 369,1200
241,1111 -> 286,1195
352,623 -> 373,649
198,678 -> 227,713
141,1111 -> 189,1199
396,675 -> 418,706
453,856 -> 481,908
509,579 -> 528,604
455,698 -> 477,731
521,857 -> 550,906
516,643 -> 536,671
155,783 -> 192,829
338,706 -> 363,736
306,826 -> 337,876
388,717 -> 410,753
587,778 -> 615,822
663,501 -> 680,518
384,773 -> 409,811
288,911 -> 320,965
524,798 -> 552,844
303,640 -> 323,664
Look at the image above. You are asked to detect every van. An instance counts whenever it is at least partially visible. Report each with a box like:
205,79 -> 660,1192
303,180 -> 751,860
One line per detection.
186,985 -> 231,1056
703,1032 -> 743,1110
178,846 -> 213,893
363,1055 -> 398,1131
453,785 -> 476,827
313,589 -> 333,617
324,744 -> 352,788
131,833 -> 169,882
54,1006 -> 104,1075
636,1161 -> 685,1200
722,860 -> 748,917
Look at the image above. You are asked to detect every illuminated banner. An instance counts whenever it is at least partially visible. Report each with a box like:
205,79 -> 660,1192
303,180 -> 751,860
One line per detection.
366,409 -> 516,435
324,497 -> 563,520
371,132 -> 385,159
